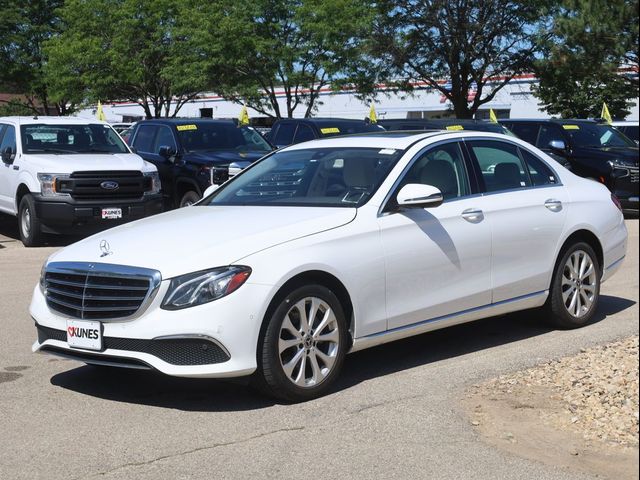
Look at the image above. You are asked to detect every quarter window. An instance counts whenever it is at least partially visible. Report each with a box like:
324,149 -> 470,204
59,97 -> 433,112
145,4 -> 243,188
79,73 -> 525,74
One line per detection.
132,125 -> 157,153
400,142 -> 470,200
468,140 -> 531,192
520,148 -> 558,186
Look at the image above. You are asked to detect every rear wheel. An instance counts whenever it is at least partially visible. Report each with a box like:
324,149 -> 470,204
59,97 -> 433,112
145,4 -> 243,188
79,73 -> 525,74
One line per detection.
18,194 -> 45,247
255,285 -> 349,402
545,242 -> 600,328
179,190 -> 200,207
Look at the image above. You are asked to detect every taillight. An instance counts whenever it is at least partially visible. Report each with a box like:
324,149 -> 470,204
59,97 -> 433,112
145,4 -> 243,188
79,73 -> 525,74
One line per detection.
611,194 -> 623,212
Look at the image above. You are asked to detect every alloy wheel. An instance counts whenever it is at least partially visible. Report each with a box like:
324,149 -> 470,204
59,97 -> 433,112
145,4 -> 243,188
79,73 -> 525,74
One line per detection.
21,206 -> 31,238
278,296 -> 340,388
561,250 -> 597,318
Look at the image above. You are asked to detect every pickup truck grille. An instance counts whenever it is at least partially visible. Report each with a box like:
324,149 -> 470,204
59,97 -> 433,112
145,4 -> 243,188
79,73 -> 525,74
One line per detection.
44,262 -> 161,320
56,171 -> 151,200
629,167 -> 639,183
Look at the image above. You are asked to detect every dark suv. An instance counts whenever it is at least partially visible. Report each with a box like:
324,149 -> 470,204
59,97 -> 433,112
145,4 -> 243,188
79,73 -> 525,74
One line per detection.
266,118 -> 385,148
501,119 -> 639,214
129,119 -> 274,208
378,118 -> 514,136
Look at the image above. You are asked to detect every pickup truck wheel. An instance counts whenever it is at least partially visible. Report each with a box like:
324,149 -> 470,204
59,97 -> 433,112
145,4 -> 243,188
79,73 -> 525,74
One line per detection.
19,194 -> 45,247
179,190 -> 200,207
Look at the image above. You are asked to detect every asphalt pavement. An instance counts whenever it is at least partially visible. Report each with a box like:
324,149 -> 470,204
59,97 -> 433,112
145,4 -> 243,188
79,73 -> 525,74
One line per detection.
0,214 -> 637,480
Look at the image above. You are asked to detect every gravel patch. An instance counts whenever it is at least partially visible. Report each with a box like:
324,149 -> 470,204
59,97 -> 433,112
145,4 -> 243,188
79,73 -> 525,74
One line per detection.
482,335 -> 639,448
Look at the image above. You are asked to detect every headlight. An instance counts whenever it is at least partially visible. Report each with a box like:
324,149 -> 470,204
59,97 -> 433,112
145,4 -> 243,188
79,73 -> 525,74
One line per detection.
161,266 -> 251,310
37,173 -> 70,196
144,171 -> 161,195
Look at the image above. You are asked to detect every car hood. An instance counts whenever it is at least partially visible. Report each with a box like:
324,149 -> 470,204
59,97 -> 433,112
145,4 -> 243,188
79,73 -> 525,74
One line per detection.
48,206 -> 357,279
185,150 -> 270,166
22,153 -> 155,173
572,146 -> 639,167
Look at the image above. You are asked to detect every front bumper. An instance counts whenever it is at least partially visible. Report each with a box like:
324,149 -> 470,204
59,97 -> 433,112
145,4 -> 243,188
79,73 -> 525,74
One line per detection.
30,281 -> 275,378
33,194 -> 163,234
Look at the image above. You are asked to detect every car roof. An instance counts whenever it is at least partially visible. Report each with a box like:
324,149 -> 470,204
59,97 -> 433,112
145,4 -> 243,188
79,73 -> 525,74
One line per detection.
281,130 -> 514,151
611,120 -> 639,126
136,118 -> 237,125
275,117 -> 374,125
500,118 -> 602,124
0,116 -> 110,125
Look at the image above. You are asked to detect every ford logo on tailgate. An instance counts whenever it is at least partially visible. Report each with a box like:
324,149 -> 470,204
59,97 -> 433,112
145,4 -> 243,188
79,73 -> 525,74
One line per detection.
100,181 -> 119,190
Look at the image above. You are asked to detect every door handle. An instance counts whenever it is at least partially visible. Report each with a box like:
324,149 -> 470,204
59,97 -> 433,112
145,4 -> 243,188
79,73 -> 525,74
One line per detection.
461,208 -> 484,222
544,199 -> 563,211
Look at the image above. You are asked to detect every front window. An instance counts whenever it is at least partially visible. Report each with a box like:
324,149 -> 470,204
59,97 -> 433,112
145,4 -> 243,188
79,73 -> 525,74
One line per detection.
176,123 -> 272,153
203,147 -> 403,207
561,123 -> 637,148
21,124 -> 129,154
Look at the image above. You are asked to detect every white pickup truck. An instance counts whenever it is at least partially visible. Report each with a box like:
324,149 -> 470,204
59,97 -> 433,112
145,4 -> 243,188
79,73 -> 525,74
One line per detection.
0,116 -> 162,246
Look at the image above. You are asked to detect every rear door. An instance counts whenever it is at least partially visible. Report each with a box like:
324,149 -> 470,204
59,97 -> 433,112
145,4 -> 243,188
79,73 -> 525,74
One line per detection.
378,139 -> 492,329
466,139 -> 568,302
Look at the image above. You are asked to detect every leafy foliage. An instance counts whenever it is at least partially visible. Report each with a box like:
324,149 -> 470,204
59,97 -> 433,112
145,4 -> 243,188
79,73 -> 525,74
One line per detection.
360,0 -> 548,118
532,0 -> 638,118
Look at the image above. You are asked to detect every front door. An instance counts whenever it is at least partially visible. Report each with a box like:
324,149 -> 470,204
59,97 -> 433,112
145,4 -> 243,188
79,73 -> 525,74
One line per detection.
0,125 -> 18,213
378,140 -> 493,330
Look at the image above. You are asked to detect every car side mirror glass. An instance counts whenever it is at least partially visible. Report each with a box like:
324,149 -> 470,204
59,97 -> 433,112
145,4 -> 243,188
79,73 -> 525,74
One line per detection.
549,140 -> 567,153
158,145 -> 177,160
396,183 -> 443,209
1,146 -> 15,164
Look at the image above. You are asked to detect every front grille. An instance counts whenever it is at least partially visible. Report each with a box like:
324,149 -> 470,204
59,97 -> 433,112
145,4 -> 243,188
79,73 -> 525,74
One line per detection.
36,324 -> 230,366
44,262 -> 160,320
56,171 -> 151,200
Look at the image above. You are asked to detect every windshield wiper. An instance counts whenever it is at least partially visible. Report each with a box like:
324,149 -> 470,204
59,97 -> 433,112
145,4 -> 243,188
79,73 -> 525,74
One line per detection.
27,148 -> 78,154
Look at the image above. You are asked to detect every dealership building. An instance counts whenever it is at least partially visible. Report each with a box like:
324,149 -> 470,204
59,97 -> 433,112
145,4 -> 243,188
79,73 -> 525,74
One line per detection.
80,74 -> 640,124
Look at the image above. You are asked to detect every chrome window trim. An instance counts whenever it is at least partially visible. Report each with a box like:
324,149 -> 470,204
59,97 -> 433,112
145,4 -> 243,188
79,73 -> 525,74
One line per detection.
44,261 -> 162,322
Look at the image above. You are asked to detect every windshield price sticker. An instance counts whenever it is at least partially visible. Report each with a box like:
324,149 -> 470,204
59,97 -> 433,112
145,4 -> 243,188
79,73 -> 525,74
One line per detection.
320,127 -> 340,134
563,125 -> 580,130
446,125 -> 464,130
177,124 -> 198,131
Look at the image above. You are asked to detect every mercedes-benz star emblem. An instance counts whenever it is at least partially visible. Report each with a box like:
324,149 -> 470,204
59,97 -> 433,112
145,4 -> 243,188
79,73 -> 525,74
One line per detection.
99,239 -> 112,257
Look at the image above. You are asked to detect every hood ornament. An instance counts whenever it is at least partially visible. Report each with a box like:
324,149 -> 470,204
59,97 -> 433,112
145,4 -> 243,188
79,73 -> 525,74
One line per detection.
99,239 -> 113,257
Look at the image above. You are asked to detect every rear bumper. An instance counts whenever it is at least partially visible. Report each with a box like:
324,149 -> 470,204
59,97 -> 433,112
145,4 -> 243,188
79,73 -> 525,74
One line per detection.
33,194 -> 163,234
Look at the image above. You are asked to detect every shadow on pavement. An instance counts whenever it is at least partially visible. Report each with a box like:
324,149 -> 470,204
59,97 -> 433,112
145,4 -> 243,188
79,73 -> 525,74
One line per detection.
0,212 -> 81,247
49,294 -> 636,411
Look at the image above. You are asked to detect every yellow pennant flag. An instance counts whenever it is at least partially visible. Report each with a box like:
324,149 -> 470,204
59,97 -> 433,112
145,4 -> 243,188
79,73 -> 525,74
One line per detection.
96,101 -> 106,121
489,108 -> 498,124
368,103 -> 377,124
601,102 -> 613,124
238,105 -> 250,126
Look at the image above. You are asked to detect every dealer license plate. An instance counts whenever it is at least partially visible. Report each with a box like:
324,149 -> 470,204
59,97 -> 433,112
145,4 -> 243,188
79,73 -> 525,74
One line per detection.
101,208 -> 122,219
66,320 -> 102,351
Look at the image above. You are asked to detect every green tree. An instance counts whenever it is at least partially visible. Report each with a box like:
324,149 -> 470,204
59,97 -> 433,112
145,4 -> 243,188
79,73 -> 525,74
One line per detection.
176,0 -> 374,118
46,0 -> 206,119
0,0 -> 78,115
361,0 -> 547,119
533,0 -> 638,119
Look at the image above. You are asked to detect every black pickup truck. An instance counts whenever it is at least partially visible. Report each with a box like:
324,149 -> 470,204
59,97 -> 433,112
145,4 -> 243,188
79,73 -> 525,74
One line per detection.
129,119 -> 274,208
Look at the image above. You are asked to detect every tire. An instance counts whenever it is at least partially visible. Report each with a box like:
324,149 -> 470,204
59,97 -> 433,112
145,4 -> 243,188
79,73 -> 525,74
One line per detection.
254,285 -> 349,402
18,194 -> 45,247
545,242 -> 600,329
179,190 -> 200,207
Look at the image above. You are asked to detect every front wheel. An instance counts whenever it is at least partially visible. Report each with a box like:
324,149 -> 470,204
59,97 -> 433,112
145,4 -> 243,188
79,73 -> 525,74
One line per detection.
255,285 -> 349,402
179,190 -> 200,208
545,242 -> 600,329
19,194 -> 45,247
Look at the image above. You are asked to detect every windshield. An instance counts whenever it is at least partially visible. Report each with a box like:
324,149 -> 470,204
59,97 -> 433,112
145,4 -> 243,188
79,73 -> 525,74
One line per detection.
562,123 -> 637,148
21,124 -> 129,154
176,123 -> 272,153
203,147 -> 403,207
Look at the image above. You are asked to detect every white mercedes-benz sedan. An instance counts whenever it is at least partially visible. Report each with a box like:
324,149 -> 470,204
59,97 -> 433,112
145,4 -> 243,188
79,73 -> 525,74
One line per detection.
31,131 -> 628,401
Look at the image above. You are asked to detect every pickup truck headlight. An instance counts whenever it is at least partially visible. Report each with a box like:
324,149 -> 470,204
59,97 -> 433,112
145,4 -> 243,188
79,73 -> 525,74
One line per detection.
144,171 -> 161,195
161,266 -> 251,310
37,173 -> 70,196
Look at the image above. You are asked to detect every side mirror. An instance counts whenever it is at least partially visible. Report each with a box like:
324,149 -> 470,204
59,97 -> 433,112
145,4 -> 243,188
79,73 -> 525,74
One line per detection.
1,146 -> 15,164
396,184 -> 443,209
202,184 -> 219,198
548,140 -> 567,153
158,145 -> 176,160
